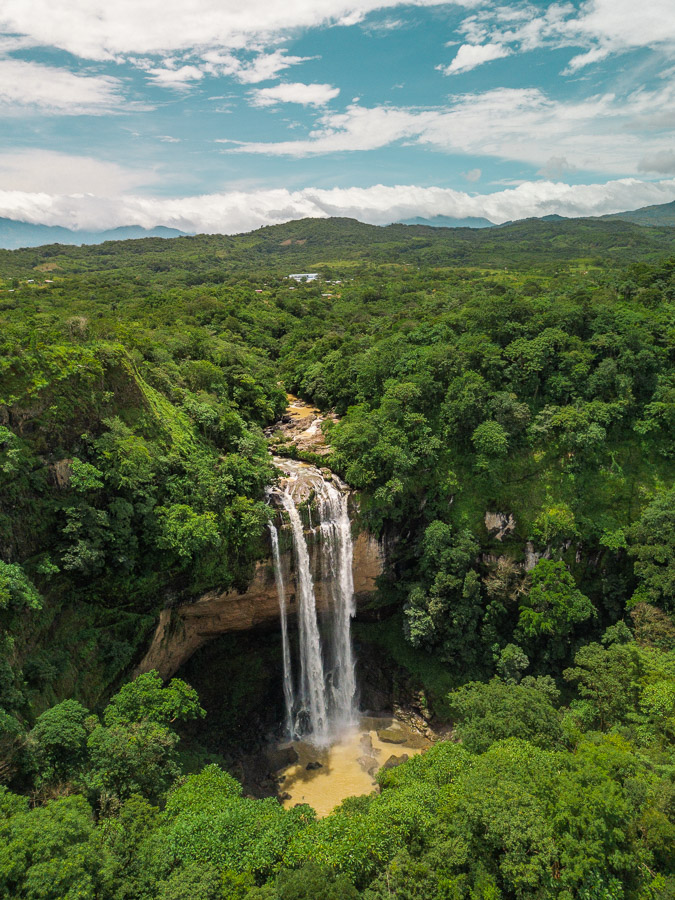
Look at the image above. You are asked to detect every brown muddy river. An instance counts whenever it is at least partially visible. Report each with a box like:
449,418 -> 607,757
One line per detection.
275,716 -> 430,817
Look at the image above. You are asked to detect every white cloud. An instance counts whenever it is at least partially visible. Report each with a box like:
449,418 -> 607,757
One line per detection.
463,168 -> 481,182
1,177 -> 675,234
250,82 -> 340,107
0,58 -> 131,114
0,150 -> 158,194
234,51 -> 316,84
638,150 -> 675,174
439,42 -> 510,75
222,85 -> 675,176
195,49 -> 316,85
453,0 -> 675,73
565,0 -> 675,58
0,0 -> 478,61
537,156 -> 577,178
145,64 -> 204,89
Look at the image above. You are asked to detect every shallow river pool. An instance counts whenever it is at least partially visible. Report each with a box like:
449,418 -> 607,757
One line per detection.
275,716 -> 431,817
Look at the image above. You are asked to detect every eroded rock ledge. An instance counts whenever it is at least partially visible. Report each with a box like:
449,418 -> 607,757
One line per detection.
138,529 -> 383,680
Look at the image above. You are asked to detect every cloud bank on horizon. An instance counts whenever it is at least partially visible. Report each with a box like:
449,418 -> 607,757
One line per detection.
0,0 -> 674,232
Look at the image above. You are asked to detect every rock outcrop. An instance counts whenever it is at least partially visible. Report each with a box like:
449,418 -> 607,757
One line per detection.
265,394 -> 337,457
484,511 -> 517,542
138,528 -> 383,680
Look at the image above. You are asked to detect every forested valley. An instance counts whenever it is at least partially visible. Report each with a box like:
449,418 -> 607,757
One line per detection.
0,216 -> 674,900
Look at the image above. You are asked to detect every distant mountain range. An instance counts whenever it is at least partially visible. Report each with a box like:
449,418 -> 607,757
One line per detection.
399,201 -> 675,230
397,214 -> 495,228
0,218 -> 186,250
0,198 -> 674,250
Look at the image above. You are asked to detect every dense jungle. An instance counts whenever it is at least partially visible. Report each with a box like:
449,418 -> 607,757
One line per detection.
0,215 -> 674,899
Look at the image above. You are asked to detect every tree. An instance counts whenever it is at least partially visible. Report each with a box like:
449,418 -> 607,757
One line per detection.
103,671 -> 204,728
87,720 -> 180,805
447,678 -> 564,753
0,789 -> 103,900
155,504 -> 221,561
0,562 -> 41,618
628,488 -> 675,611
496,644 -> 529,684
273,862 -> 359,900
29,700 -> 89,787
403,521 -> 483,667
563,642 -> 644,731
517,560 -> 595,663
471,420 -> 509,459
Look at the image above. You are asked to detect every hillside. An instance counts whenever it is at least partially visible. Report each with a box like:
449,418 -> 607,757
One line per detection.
0,215 -> 674,286
600,199 -> 675,227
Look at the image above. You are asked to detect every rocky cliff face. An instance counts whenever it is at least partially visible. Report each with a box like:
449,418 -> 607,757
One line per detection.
138,514 -> 383,680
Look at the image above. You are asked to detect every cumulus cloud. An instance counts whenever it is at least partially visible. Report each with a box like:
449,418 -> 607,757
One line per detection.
453,0 -> 675,73
1,177 -> 675,234
0,0 -> 478,61
0,58 -> 131,114
439,42 -> 510,75
222,85 -> 675,176
250,82 -> 340,107
145,64 -> 204,89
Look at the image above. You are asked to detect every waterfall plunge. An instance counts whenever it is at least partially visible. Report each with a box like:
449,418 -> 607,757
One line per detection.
269,462 -> 357,745
268,523 -> 295,739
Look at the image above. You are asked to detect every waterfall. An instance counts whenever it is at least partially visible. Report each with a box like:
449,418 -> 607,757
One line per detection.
269,461 -> 357,745
268,523 -> 294,738
317,479 -> 357,731
279,489 -> 330,744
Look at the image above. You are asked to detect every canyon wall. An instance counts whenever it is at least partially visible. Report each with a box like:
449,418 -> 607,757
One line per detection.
138,528 -> 383,680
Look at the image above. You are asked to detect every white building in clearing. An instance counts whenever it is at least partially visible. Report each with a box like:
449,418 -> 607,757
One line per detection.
288,273 -> 319,282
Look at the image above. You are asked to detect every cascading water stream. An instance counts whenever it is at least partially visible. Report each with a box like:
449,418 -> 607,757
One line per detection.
268,460 -> 358,745
317,480 -> 357,731
279,486 -> 330,745
268,522 -> 294,739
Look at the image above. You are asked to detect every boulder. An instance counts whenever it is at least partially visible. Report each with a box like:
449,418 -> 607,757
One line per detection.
377,728 -> 407,744
306,760 -> 323,771
266,745 -> 299,772
357,755 -> 380,777
381,754 -> 409,772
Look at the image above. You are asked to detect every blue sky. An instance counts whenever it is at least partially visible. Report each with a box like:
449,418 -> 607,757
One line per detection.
1,0 -> 674,232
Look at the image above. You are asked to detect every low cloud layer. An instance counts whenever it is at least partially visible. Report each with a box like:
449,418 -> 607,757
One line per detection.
1,177 -> 674,235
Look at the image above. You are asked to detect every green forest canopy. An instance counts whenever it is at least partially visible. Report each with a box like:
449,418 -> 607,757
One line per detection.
0,216 -> 673,898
